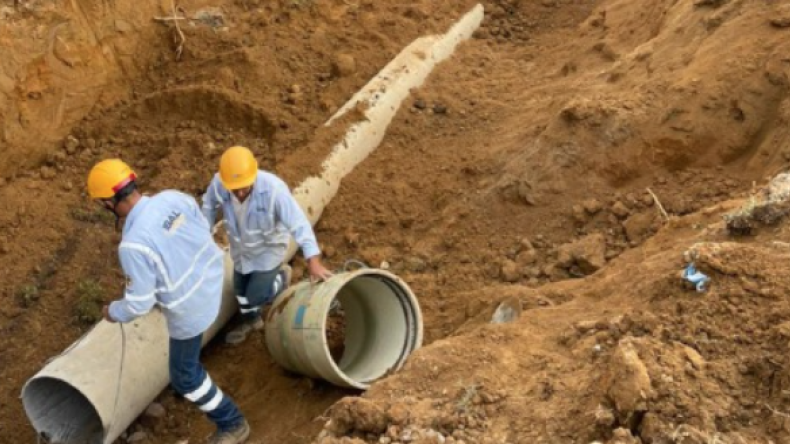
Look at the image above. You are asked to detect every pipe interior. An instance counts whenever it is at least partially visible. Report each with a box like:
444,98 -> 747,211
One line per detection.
331,275 -> 416,384
22,377 -> 104,444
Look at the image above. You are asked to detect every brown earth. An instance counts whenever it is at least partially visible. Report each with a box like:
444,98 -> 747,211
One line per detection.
2,0 -> 790,443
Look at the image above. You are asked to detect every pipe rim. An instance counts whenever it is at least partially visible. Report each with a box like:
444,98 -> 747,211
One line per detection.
319,269 -> 423,389
22,376 -> 105,444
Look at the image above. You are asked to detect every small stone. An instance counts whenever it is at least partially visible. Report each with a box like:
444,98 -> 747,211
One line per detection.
332,54 -> 357,77
64,135 -> 80,155
288,84 -> 302,94
611,201 -> 630,218
594,405 -> 616,426
414,99 -> 427,110
144,402 -> 166,419
380,261 -> 390,270
525,267 -> 541,278
85,138 -> 97,150
583,198 -> 603,214
516,248 -> 537,266
556,233 -> 607,274
127,431 -> 148,443
344,231 -> 359,247
433,104 -> 448,114
491,297 -> 521,324
62,181 -> 73,192
623,212 -> 657,244
115,19 -> 133,33
40,166 -> 56,180
47,150 -> 66,166
682,345 -> 706,370
380,438 -> 392,444
500,260 -> 520,282
405,256 -> 428,273
517,182 -> 536,205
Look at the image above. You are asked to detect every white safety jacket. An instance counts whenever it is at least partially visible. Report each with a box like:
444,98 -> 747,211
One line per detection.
201,171 -> 320,274
109,192 -> 224,340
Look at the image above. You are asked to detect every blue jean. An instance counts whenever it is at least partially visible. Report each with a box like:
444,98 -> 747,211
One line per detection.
169,334 -> 245,432
234,268 -> 281,322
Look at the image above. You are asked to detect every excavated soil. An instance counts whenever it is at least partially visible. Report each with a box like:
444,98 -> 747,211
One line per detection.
2,0 -> 790,443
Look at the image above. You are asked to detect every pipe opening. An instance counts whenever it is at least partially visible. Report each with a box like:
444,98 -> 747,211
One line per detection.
22,377 -> 104,444
326,301 -> 346,363
327,274 -> 420,385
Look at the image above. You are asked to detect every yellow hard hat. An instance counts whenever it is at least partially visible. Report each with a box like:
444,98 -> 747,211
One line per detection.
219,146 -> 258,190
87,159 -> 137,199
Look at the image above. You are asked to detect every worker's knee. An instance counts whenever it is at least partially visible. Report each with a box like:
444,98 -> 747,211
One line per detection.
169,363 -> 205,395
168,334 -> 205,394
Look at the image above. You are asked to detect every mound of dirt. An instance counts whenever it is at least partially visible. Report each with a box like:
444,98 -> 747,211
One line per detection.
316,191 -> 790,443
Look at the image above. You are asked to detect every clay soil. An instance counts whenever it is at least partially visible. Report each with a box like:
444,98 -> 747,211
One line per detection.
3,0 -> 790,443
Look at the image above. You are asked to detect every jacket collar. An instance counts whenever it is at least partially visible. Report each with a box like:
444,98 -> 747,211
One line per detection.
123,195 -> 151,234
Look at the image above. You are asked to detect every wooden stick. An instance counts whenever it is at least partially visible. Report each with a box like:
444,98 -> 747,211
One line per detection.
171,0 -> 186,60
766,403 -> 790,419
153,16 -> 188,22
647,187 -> 670,221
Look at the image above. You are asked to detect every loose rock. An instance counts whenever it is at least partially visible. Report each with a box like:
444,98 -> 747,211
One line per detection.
583,198 -> 603,214
64,135 -> 80,155
515,248 -> 537,266
500,260 -> 520,282
611,201 -> 631,219
332,54 -> 357,77
623,212 -> 657,244
556,233 -> 607,274
126,431 -> 148,443
40,166 -> 56,180
144,402 -> 166,419
607,340 -> 652,419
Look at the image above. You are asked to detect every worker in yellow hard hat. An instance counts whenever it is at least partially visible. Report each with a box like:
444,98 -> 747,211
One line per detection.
202,146 -> 332,345
88,159 -> 251,444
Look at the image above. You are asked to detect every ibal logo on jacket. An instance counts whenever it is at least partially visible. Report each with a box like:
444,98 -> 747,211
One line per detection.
163,211 -> 185,234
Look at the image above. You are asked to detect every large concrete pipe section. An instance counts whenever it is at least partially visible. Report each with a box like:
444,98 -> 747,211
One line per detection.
266,269 -> 422,390
21,255 -> 237,444
21,4 -> 484,443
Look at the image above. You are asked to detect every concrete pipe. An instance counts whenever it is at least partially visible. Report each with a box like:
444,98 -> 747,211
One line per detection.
21,4 -> 483,443
21,255 -> 237,444
265,269 -> 422,390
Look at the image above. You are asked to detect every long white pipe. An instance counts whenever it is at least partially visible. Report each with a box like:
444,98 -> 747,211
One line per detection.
289,3 -> 484,228
21,5 -> 484,443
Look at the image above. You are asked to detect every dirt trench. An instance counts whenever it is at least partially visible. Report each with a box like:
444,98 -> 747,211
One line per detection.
3,0 -> 790,443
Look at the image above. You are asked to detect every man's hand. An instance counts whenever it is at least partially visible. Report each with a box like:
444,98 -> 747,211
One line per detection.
307,256 -> 333,283
102,305 -> 116,323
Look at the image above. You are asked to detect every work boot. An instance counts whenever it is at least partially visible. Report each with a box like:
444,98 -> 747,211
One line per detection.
225,316 -> 264,345
208,420 -> 250,444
